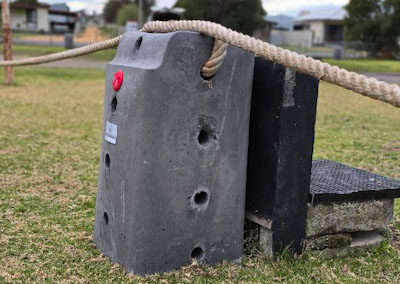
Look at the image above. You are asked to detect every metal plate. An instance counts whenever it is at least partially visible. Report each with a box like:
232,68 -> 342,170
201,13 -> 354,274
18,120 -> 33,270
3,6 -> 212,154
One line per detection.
310,160 -> 400,203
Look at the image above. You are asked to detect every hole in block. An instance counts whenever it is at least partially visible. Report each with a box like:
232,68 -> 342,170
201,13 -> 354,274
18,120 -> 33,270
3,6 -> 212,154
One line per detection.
197,117 -> 217,148
198,129 -> 210,145
200,69 -> 213,81
194,191 -> 208,205
191,247 -> 204,260
103,212 -> 109,225
111,96 -> 117,113
105,154 -> 111,168
135,36 -> 143,50
190,187 -> 210,211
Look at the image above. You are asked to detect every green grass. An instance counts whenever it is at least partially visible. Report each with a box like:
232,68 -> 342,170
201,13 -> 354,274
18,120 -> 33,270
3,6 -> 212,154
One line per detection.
280,44 -> 400,73
324,58 -> 400,73
10,31 -> 44,39
0,43 -> 117,61
0,67 -> 399,283
279,44 -> 334,54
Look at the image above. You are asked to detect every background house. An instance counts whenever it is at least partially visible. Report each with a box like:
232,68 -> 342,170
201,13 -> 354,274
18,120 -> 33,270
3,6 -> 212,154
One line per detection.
49,3 -> 77,34
148,7 -> 185,21
266,14 -> 293,31
293,7 -> 346,45
7,1 -> 50,33
266,14 -> 313,48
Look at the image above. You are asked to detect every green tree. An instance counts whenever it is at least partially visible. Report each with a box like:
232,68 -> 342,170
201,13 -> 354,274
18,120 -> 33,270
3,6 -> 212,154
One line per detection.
103,0 -> 154,24
344,0 -> 400,58
134,0 -> 155,16
116,3 -> 138,26
103,0 -> 129,23
174,0 -> 266,35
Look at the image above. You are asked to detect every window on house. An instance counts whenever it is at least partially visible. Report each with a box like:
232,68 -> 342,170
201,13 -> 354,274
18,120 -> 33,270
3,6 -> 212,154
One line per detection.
325,24 -> 343,42
26,9 -> 37,24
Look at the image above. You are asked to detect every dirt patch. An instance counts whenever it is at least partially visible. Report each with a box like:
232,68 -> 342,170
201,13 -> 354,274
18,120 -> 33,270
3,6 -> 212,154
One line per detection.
20,26 -> 110,44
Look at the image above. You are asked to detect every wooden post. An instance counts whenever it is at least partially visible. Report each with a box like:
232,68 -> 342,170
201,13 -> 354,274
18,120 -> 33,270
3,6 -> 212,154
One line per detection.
2,0 -> 13,85
138,0 -> 144,29
246,58 -> 319,256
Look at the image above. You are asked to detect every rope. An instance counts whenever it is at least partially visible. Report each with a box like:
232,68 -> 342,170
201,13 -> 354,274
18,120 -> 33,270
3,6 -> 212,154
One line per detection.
201,39 -> 228,78
143,21 -> 400,107
0,20 -> 399,107
0,36 -> 121,66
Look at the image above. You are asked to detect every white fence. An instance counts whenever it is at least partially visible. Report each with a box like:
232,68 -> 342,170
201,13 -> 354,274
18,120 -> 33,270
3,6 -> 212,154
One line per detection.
270,30 -> 313,49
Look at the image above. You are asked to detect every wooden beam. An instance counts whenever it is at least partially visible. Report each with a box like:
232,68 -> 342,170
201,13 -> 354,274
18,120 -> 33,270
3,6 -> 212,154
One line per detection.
138,0 -> 144,29
2,0 -> 14,85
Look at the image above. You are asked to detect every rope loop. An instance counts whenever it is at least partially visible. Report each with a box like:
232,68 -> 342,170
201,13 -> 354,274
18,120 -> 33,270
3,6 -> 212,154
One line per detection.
201,39 -> 228,79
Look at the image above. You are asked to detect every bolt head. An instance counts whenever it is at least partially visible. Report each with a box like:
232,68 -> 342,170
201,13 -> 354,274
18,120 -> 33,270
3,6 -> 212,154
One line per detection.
112,70 -> 124,91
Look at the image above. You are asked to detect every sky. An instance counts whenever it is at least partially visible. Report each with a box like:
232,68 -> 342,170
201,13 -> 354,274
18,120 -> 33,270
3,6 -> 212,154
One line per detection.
53,0 -> 349,16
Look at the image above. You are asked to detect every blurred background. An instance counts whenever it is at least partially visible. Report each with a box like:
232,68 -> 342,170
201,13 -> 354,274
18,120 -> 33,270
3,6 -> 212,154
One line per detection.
1,0 -> 399,60
1,1 -> 399,283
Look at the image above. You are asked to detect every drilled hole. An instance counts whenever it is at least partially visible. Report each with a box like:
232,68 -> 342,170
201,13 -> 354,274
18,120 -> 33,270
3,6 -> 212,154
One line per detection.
194,191 -> 208,205
103,212 -> 109,225
198,129 -> 210,145
105,154 -> 111,168
191,247 -> 204,260
111,96 -> 117,113
201,69 -> 214,81
197,118 -> 217,148
135,36 -> 143,50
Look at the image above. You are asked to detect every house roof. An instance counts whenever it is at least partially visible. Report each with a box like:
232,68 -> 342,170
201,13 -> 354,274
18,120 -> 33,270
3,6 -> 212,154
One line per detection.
264,18 -> 277,25
48,3 -> 77,16
293,7 -> 347,23
50,3 -> 70,12
265,14 -> 293,30
151,6 -> 185,15
10,1 -> 49,9
49,9 -> 77,16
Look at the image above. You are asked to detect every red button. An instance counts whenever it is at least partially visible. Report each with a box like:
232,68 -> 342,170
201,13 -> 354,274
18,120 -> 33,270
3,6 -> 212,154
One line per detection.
112,70 -> 124,91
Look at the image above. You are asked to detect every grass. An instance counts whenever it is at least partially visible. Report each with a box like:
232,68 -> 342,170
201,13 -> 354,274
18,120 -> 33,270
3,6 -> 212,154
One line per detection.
323,58 -> 400,73
10,31 -> 44,39
0,43 -> 116,61
280,44 -> 400,73
0,66 -> 399,283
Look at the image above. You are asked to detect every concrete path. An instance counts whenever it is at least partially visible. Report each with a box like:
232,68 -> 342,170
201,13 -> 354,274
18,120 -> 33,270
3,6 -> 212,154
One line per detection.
362,73 -> 400,85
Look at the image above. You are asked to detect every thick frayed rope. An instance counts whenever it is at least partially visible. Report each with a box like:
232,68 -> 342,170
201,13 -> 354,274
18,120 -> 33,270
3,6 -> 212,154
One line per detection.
0,36 -> 122,66
201,39 -> 228,78
143,21 -> 400,107
0,20 -> 399,107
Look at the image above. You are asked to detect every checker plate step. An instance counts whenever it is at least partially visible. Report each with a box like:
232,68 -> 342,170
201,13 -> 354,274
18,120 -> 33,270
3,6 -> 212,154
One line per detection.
310,160 -> 400,203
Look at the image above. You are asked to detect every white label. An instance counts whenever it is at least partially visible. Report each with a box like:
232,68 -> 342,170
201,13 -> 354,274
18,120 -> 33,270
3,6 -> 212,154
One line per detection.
105,121 -> 118,144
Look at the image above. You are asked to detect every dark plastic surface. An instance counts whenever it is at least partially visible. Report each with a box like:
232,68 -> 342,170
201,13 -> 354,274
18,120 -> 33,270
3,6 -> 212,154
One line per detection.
310,160 -> 400,203
246,58 -> 319,255
93,31 -> 255,275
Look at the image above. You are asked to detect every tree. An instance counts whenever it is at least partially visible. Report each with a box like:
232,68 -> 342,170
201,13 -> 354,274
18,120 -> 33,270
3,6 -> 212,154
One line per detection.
116,3 -> 138,26
2,0 -> 13,84
103,0 -> 129,23
344,0 -> 400,58
174,0 -> 266,35
103,0 -> 154,24
134,0 -> 155,16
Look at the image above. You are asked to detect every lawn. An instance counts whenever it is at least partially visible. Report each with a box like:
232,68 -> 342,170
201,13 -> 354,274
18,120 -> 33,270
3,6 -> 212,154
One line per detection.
0,66 -> 399,283
323,58 -> 400,73
0,43 -> 116,62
